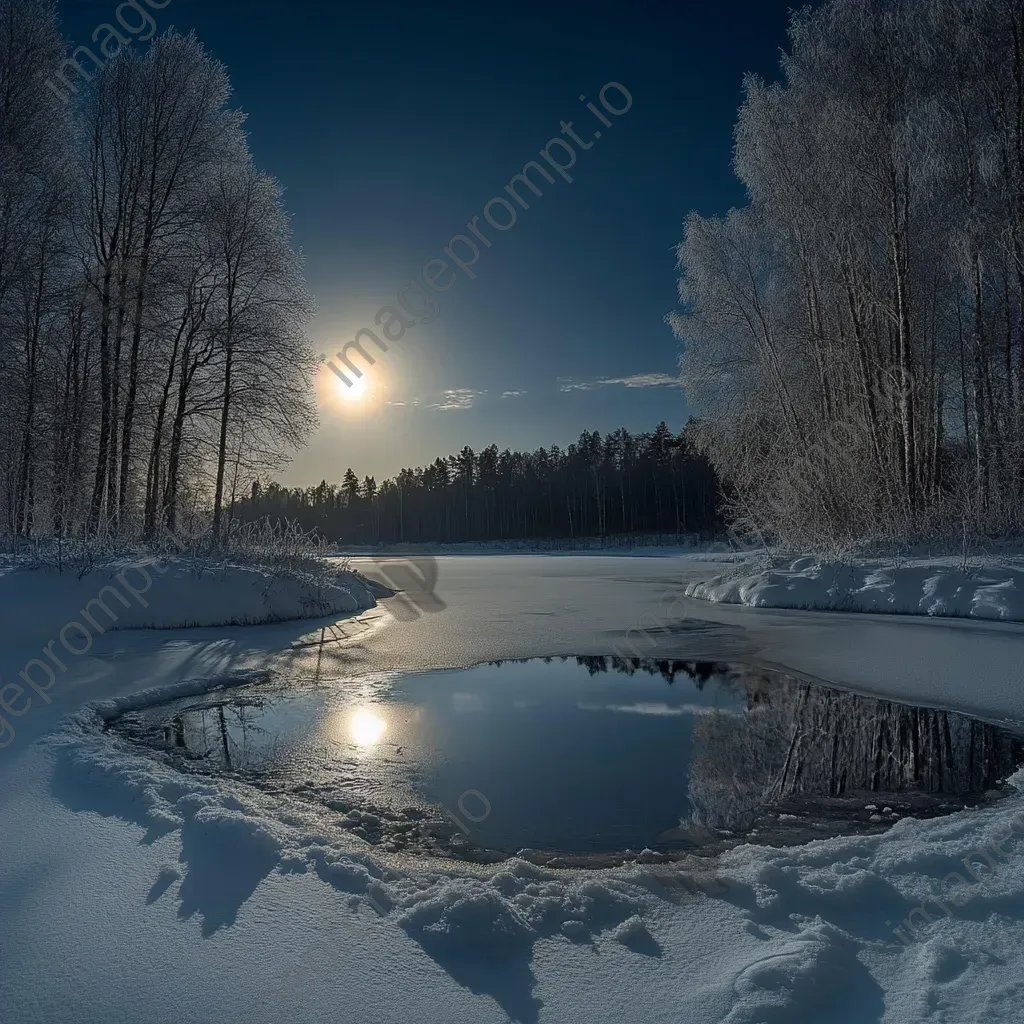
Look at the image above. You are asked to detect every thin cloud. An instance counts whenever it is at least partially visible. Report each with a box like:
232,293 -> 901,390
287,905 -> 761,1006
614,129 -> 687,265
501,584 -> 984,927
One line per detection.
429,388 -> 486,411
559,372 -> 681,393
576,702 -> 740,717
600,373 -> 682,389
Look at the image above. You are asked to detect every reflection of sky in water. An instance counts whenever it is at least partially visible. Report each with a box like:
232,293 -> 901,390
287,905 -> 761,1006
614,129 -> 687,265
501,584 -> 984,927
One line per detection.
115,658 -> 1024,856
120,658 -> 744,853
386,659 -> 746,852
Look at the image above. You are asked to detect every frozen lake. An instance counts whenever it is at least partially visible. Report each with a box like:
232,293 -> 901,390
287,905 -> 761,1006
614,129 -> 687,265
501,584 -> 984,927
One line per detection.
6,553 -> 1024,757
4,553 -> 1024,1024
344,554 -> 1024,727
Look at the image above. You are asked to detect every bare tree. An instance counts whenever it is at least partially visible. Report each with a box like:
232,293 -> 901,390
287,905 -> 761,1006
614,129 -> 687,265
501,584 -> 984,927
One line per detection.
0,0 -> 74,539
80,34 -> 240,533
0,6 -> 317,549
672,0 -> 1024,550
203,158 -> 317,542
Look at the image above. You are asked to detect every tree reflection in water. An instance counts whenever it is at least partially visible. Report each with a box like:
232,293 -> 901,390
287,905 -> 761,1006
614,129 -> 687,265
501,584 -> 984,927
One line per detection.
139,657 -> 1024,846
160,698 -> 276,770
687,666 -> 1024,830
494,656 -> 1024,833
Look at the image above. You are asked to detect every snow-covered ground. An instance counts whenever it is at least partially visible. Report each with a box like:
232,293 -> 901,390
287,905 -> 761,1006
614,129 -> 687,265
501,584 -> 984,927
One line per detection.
0,554 -> 379,636
686,555 -> 1024,623
3,553 -> 1024,1023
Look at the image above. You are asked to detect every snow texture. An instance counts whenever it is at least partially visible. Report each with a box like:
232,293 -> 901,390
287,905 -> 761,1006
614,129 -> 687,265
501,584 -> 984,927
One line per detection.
38,679 -> 656,1021
12,668 -> 1023,1023
687,555 -> 1024,622
0,555 -> 377,637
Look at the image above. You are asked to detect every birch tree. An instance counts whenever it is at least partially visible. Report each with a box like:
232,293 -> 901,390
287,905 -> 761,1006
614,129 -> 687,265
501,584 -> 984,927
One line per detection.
0,3 -> 318,546
673,0 -> 1024,548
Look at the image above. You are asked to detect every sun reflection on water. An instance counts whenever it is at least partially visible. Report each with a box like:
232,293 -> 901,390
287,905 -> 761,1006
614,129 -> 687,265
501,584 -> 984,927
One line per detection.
348,708 -> 387,747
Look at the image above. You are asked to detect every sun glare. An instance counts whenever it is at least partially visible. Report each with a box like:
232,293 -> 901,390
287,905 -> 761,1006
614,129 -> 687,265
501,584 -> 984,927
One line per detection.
349,709 -> 387,747
338,372 -> 368,402
317,358 -> 379,415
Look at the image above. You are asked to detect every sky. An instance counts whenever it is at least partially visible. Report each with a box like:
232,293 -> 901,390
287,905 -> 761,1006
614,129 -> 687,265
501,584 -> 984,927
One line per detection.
58,0 -> 796,486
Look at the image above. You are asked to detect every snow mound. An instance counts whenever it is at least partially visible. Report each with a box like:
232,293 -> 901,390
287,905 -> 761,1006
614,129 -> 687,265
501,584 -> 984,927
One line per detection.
90,671 -> 275,723
686,556 -> 1024,622
397,860 -> 645,954
726,920 -> 862,1023
710,771 -> 1024,1022
0,555 -> 377,638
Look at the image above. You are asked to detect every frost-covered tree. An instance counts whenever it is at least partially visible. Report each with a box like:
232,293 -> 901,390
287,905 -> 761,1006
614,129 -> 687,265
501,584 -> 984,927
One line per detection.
0,0 -> 74,537
0,5 -> 318,545
671,0 -> 1024,548
79,34 -> 243,532
202,157 -> 317,541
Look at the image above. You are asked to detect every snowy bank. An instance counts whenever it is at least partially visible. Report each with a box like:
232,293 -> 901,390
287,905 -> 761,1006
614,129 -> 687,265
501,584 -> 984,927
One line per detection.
32,670 -> 1024,1023
686,555 -> 1024,623
45,678 -> 657,1012
0,555 -> 380,640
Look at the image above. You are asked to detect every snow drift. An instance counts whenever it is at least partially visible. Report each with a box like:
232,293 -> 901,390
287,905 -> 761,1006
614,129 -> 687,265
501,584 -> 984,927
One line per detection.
686,556 -> 1024,623
0,555 -> 380,639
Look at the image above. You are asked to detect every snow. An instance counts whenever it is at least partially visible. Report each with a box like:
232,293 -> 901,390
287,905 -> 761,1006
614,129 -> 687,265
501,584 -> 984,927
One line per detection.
686,555 -> 1024,623
28,665 -> 1024,1022
0,555 -> 379,639
10,664 -> 1024,1022
3,553 -> 1024,1023
28,678 -> 655,1020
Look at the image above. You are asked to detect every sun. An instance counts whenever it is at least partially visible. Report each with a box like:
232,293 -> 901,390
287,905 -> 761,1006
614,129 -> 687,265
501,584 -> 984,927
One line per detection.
338,372 -> 368,402
316,359 -> 378,414
324,364 -> 368,402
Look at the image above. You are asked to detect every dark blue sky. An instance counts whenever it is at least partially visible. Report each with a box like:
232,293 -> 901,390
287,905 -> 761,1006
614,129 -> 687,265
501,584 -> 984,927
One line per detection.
59,0 -> 795,484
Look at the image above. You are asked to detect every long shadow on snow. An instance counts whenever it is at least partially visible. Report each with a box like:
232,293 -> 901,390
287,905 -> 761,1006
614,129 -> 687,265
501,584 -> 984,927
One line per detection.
47,604 -> 664,1019
50,739 -> 575,1021
50,744 -> 180,846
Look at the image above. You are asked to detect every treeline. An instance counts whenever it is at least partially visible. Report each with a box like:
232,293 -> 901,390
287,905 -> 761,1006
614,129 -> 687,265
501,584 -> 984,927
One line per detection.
0,2 -> 316,543
235,423 -> 721,544
673,0 -> 1024,548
